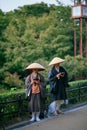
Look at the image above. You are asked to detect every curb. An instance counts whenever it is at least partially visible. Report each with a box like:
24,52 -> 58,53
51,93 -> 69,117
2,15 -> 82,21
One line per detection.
5,102 -> 87,130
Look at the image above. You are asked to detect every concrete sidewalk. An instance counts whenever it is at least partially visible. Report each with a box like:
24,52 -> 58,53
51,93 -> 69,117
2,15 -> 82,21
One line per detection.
15,105 -> 87,130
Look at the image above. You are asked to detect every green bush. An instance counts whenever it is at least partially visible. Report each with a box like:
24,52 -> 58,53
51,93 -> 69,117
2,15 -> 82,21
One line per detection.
0,89 -> 27,122
3,72 -> 24,89
0,79 -> 87,122
69,79 -> 87,88
66,79 -> 87,104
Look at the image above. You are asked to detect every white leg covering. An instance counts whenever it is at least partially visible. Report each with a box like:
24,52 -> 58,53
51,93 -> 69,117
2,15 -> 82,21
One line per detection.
30,112 -> 35,121
36,112 -> 40,122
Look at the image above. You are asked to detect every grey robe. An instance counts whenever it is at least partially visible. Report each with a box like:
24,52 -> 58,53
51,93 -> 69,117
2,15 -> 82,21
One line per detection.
25,73 -> 46,112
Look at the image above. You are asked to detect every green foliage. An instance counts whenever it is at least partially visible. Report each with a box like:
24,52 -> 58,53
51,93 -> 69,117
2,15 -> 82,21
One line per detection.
66,79 -> 87,104
3,72 -> 24,89
0,90 -> 27,122
0,10 -> 9,41
69,79 -> 87,88
0,3 -> 87,90
0,79 -> 87,123
63,55 -> 87,81
15,3 -> 50,17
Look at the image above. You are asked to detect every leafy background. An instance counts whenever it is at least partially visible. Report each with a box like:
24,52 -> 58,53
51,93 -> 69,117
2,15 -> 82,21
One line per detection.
0,3 -> 87,90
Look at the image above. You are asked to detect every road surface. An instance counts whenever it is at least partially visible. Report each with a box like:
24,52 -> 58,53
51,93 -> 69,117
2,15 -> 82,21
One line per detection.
15,105 -> 87,130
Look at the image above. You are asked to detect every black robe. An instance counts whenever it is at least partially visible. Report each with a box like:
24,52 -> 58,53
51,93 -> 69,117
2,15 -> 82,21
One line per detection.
48,66 -> 68,101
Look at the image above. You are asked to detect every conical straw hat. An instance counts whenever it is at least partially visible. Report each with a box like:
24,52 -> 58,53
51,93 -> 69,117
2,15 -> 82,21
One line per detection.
25,62 -> 45,71
49,57 -> 65,66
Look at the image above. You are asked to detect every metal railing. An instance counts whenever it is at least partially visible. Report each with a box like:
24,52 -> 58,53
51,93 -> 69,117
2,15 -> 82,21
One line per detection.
66,86 -> 87,102
0,85 -> 87,127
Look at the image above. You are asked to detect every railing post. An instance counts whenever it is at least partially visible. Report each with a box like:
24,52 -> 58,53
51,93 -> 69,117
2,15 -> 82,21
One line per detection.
0,104 -> 5,130
18,95 -> 23,116
78,83 -> 81,102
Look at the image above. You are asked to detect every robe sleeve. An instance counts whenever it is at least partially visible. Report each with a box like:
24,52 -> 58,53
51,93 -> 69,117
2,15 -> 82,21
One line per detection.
25,75 -> 31,88
25,75 -> 32,100
39,74 -> 46,98
61,67 -> 69,88
48,69 -> 57,82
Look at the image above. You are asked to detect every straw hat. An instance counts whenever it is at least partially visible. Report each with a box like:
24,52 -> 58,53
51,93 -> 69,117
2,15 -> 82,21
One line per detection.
25,62 -> 45,71
49,57 -> 65,66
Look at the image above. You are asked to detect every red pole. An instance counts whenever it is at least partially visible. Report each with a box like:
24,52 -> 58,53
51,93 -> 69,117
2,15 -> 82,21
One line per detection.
85,0 -> 87,57
85,1 -> 87,79
74,19 -> 77,57
86,22 -> 87,58
74,0 -> 77,57
80,18 -> 83,56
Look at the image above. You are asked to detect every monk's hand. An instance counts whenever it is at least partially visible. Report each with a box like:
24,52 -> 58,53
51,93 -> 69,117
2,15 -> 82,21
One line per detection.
56,73 -> 61,79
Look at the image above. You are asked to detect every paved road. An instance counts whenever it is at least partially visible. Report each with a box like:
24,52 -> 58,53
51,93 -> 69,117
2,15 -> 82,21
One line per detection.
15,105 -> 87,130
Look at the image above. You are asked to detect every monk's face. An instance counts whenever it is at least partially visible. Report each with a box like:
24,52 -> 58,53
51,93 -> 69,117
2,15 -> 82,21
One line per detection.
32,69 -> 38,73
54,63 -> 60,68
